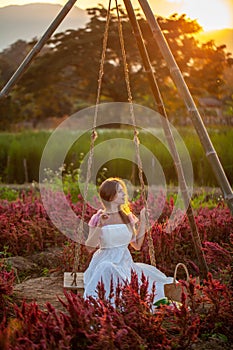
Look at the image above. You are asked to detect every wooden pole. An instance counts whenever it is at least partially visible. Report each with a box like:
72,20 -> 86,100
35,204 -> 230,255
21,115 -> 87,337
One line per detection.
138,0 -> 233,215
0,0 -> 78,99
123,0 -> 208,278
23,158 -> 29,183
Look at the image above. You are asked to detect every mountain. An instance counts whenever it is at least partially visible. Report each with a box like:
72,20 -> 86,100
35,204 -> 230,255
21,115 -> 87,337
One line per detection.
0,3 -> 232,54
196,28 -> 233,54
0,3 -> 89,52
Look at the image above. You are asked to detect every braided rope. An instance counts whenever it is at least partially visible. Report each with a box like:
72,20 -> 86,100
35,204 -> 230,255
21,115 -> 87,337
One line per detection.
115,0 -> 156,266
72,0 -> 112,282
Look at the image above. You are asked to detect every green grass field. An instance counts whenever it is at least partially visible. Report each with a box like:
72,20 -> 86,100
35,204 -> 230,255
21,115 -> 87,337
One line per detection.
0,127 -> 232,187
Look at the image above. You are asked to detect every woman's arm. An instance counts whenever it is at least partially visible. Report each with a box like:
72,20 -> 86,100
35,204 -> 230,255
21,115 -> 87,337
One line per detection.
85,210 -> 103,251
85,226 -> 101,252
130,207 -> 147,251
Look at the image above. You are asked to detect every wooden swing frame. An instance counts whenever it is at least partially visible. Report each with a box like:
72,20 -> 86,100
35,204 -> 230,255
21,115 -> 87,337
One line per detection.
1,0 -> 233,290
64,0 -> 208,292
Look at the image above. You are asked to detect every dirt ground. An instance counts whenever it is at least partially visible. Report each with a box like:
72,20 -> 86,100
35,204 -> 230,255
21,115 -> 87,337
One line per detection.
13,274 -> 66,311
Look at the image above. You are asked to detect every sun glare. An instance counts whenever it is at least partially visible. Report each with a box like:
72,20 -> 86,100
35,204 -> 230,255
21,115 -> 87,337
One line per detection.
181,0 -> 232,31
1,0 -> 232,31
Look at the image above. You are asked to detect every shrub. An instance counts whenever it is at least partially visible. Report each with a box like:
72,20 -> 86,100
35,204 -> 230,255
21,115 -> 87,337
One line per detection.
1,189 -> 232,278
0,272 -> 232,349
0,262 -> 15,323
198,273 -> 233,343
0,190 -> 66,256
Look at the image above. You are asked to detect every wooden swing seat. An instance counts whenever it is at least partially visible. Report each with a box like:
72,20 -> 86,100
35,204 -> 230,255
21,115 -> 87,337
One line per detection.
63,272 -> 84,294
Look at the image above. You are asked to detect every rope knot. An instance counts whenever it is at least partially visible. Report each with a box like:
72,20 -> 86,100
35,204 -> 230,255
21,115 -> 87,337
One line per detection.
71,271 -> 77,286
134,134 -> 140,145
92,130 -> 98,141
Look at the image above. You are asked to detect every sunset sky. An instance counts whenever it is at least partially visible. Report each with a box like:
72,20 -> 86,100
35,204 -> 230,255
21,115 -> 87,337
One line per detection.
0,0 -> 232,31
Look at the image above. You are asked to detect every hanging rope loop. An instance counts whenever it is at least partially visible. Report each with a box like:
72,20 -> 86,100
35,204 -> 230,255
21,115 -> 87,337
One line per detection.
71,0 -> 157,284
71,0 -> 112,285
115,0 -> 156,266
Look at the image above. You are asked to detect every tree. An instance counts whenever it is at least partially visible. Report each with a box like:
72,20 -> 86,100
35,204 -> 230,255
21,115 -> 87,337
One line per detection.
0,40 -> 32,82
222,57 -> 233,121
0,6 -> 232,127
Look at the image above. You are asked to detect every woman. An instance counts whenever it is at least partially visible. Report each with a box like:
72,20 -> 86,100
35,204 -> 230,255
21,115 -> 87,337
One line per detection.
84,177 -> 173,302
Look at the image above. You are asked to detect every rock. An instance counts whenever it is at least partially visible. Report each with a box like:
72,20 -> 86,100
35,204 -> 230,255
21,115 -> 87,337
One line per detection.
13,275 -> 67,311
30,247 -> 63,270
5,247 -> 64,282
6,256 -> 39,280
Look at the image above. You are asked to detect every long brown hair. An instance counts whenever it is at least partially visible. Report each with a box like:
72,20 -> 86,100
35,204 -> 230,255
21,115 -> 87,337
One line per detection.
99,177 -> 131,224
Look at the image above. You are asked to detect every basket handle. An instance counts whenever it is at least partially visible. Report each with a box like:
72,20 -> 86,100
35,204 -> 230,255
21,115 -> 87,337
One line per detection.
173,263 -> 189,283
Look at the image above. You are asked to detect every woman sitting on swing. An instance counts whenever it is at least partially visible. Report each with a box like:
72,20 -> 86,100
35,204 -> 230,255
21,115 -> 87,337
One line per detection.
84,177 -> 173,302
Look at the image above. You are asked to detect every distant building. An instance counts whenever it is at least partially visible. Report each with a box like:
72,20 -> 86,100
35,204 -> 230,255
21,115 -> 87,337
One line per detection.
198,97 -> 226,125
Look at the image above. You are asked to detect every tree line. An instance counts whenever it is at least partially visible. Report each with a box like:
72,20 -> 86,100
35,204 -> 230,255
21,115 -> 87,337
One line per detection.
0,5 -> 232,130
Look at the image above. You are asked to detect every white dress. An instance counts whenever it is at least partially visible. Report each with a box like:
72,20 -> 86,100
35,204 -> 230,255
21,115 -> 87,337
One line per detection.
84,223 -> 173,302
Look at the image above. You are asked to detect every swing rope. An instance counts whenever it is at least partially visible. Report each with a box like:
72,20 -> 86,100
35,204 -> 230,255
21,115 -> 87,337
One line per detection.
71,0 -> 157,286
115,0 -> 156,266
122,0 -> 208,277
71,0 -> 112,284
